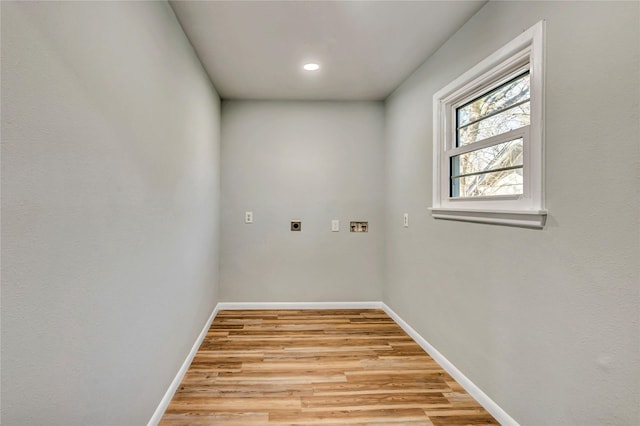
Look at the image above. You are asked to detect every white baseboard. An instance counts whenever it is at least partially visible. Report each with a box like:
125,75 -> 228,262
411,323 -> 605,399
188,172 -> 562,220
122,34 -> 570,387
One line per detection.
149,300 -> 518,426
147,303 -> 220,426
217,301 -> 384,310
381,303 -> 519,426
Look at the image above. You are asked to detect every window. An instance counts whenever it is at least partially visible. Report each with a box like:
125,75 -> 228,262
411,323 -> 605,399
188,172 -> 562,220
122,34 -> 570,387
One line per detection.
431,21 -> 547,228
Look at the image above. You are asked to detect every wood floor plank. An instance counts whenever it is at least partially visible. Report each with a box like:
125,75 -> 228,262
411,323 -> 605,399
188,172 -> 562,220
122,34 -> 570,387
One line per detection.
159,309 -> 498,425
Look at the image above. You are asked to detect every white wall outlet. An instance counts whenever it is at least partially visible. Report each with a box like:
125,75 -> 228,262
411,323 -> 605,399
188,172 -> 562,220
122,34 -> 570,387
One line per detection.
245,211 -> 253,224
331,219 -> 339,232
403,213 -> 409,228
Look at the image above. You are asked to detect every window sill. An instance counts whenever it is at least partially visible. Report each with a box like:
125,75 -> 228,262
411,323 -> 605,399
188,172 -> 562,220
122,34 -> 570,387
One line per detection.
429,207 -> 547,229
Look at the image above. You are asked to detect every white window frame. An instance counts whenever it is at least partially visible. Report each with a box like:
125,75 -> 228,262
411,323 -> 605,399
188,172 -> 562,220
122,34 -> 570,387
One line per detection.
430,21 -> 547,228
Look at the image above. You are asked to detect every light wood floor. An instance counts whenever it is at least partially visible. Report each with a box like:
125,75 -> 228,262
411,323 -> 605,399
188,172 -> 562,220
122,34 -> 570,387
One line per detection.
160,309 -> 499,425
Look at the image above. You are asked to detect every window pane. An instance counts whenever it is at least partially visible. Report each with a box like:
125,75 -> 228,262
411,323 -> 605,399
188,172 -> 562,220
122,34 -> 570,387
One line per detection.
450,138 -> 523,198
458,102 -> 530,146
452,138 -> 523,177
457,72 -> 530,127
452,168 -> 523,197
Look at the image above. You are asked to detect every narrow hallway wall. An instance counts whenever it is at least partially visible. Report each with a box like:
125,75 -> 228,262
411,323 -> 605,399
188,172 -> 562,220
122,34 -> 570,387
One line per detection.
384,2 -> 640,425
220,101 -> 385,302
1,2 -> 221,424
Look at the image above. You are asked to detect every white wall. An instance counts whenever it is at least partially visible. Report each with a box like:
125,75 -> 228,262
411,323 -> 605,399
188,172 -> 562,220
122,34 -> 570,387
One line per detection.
220,101 -> 385,302
1,2 -> 221,425
384,2 -> 639,425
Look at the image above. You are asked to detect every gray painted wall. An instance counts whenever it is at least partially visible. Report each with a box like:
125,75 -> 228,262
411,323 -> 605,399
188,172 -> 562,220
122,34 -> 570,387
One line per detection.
220,101 -> 385,302
1,2 -> 221,425
384,2 -> 639,425
2,1 -> 639,425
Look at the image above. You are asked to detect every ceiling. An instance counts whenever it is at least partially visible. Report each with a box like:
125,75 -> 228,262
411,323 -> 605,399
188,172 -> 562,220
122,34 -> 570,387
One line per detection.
169,1 -> 487,101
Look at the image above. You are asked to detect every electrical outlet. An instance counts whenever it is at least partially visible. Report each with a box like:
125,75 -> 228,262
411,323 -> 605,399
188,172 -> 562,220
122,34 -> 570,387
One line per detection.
331,220 -> 339,232
245,211 -> 253,224
403,213 -> 409,228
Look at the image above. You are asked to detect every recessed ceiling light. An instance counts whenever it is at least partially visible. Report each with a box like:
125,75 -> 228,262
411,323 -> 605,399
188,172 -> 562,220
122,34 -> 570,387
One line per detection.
303,63 -> 320,71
